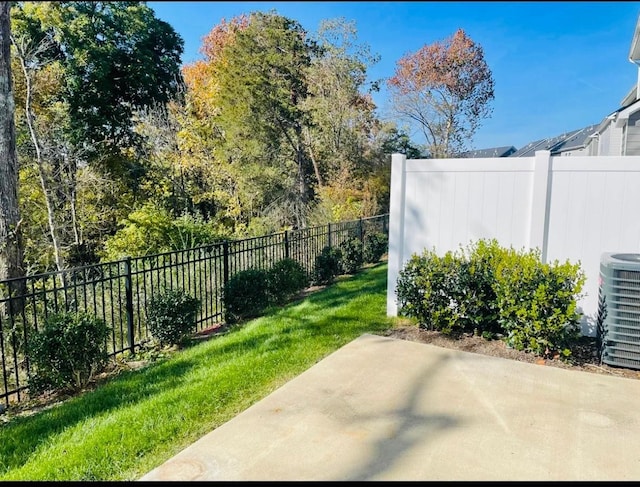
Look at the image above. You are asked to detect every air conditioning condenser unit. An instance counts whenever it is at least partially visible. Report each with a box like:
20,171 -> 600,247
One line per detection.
598,252 -> 640,370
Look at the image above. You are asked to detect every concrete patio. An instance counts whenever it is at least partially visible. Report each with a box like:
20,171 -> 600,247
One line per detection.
140,333 -> 640,481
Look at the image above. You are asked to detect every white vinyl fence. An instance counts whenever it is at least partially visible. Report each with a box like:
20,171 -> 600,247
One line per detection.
386,151 -> 640,336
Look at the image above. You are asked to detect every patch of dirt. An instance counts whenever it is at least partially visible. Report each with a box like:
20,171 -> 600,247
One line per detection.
381,321 -> 640,381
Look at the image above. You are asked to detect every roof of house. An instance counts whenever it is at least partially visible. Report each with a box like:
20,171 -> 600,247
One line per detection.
467,14 -> 640,160
460,146 -> 517,158
622,14 -> 640,109
630,12 -> 640,61
621,84 -> 637,107
508,124 -> 599,157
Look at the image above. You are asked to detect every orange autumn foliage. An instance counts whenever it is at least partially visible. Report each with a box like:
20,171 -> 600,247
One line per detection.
182,15 -> 250,119
387,28 -> 494,157
388,28 -> 491,100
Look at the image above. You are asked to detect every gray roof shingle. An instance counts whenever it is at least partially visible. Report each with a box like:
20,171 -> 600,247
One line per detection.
508,124 -> 599,157
460,146 -> 517,158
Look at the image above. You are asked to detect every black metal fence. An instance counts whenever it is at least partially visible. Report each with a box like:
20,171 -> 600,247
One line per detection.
0,214 -> 389,406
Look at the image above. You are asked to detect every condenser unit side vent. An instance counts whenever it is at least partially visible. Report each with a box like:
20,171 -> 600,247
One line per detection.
598,252 -> 640,370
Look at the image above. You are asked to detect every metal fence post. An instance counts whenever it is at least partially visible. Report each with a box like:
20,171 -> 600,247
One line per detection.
359,217 -> 364,243
0,214 -> 396,406
284,230 -> 290,259
124,257 -> 135,354
223,240 -> 230,286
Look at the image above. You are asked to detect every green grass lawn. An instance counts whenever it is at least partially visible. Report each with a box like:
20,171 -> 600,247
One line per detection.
0,262 -> 395,481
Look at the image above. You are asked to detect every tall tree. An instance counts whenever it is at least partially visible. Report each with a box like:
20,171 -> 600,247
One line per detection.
215,11 -> 318,229
181,13 -> 401,231
35,1 -> 183,164
12,31 -> 78,272
302,18 -> 385,223
10,1 -> 184,270
304,17 -> 380,188
179,14 -> 253,233
0,1 -> 24,283
387,29 -> 494,158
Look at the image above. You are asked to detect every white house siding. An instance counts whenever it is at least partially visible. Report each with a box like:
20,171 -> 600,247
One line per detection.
559,147 -> 589,156
387,152 -> 640,337
597,123 -> 613,155
612,124 -> 624,155
625,110 -> 640,155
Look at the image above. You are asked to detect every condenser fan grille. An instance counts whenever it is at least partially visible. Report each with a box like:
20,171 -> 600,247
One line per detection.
615,269 -> 640,282
599,254 -> 640,370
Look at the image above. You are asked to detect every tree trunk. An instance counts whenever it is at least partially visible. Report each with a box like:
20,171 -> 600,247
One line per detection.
0,1 -> 25,312
13,33 -> 67,272
0,2 -> 24,283
303,127 -> 324,188
295,129 -> 312,229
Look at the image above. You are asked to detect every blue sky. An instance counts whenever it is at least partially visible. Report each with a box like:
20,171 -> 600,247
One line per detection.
148,1 -> 640,151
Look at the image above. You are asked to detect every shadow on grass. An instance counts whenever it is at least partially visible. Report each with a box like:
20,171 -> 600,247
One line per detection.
0,262 -> 391,475
281,263 -> 388,314
0,355 -> 198,472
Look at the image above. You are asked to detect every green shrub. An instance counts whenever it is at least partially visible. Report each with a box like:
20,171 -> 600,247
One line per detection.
395,251 -> 433,326
312,245 -> 343,285
456,239 -> 507,336
28,312 -> 110,394
267,258 -> 309,305
395,240 -> 585,356
339,237 -> 364,274
168,212 -> 226,251
395,249 -> 464,335
494,248 -> 585,357
223,268 -> 270,324
147,288 -> 201,346
101,204 -> 225,261
363,232 -> 388,263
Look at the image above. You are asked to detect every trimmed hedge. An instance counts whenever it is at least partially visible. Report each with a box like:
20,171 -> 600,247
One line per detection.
339,237 -> 364,275
312,245 -> 342,285
267,258 -> 309,305
395,239 -> 585,357
29,312 -> 110,393
363,232 -> 388,263
147,288 -> 201,346
223,268 -> 271,324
